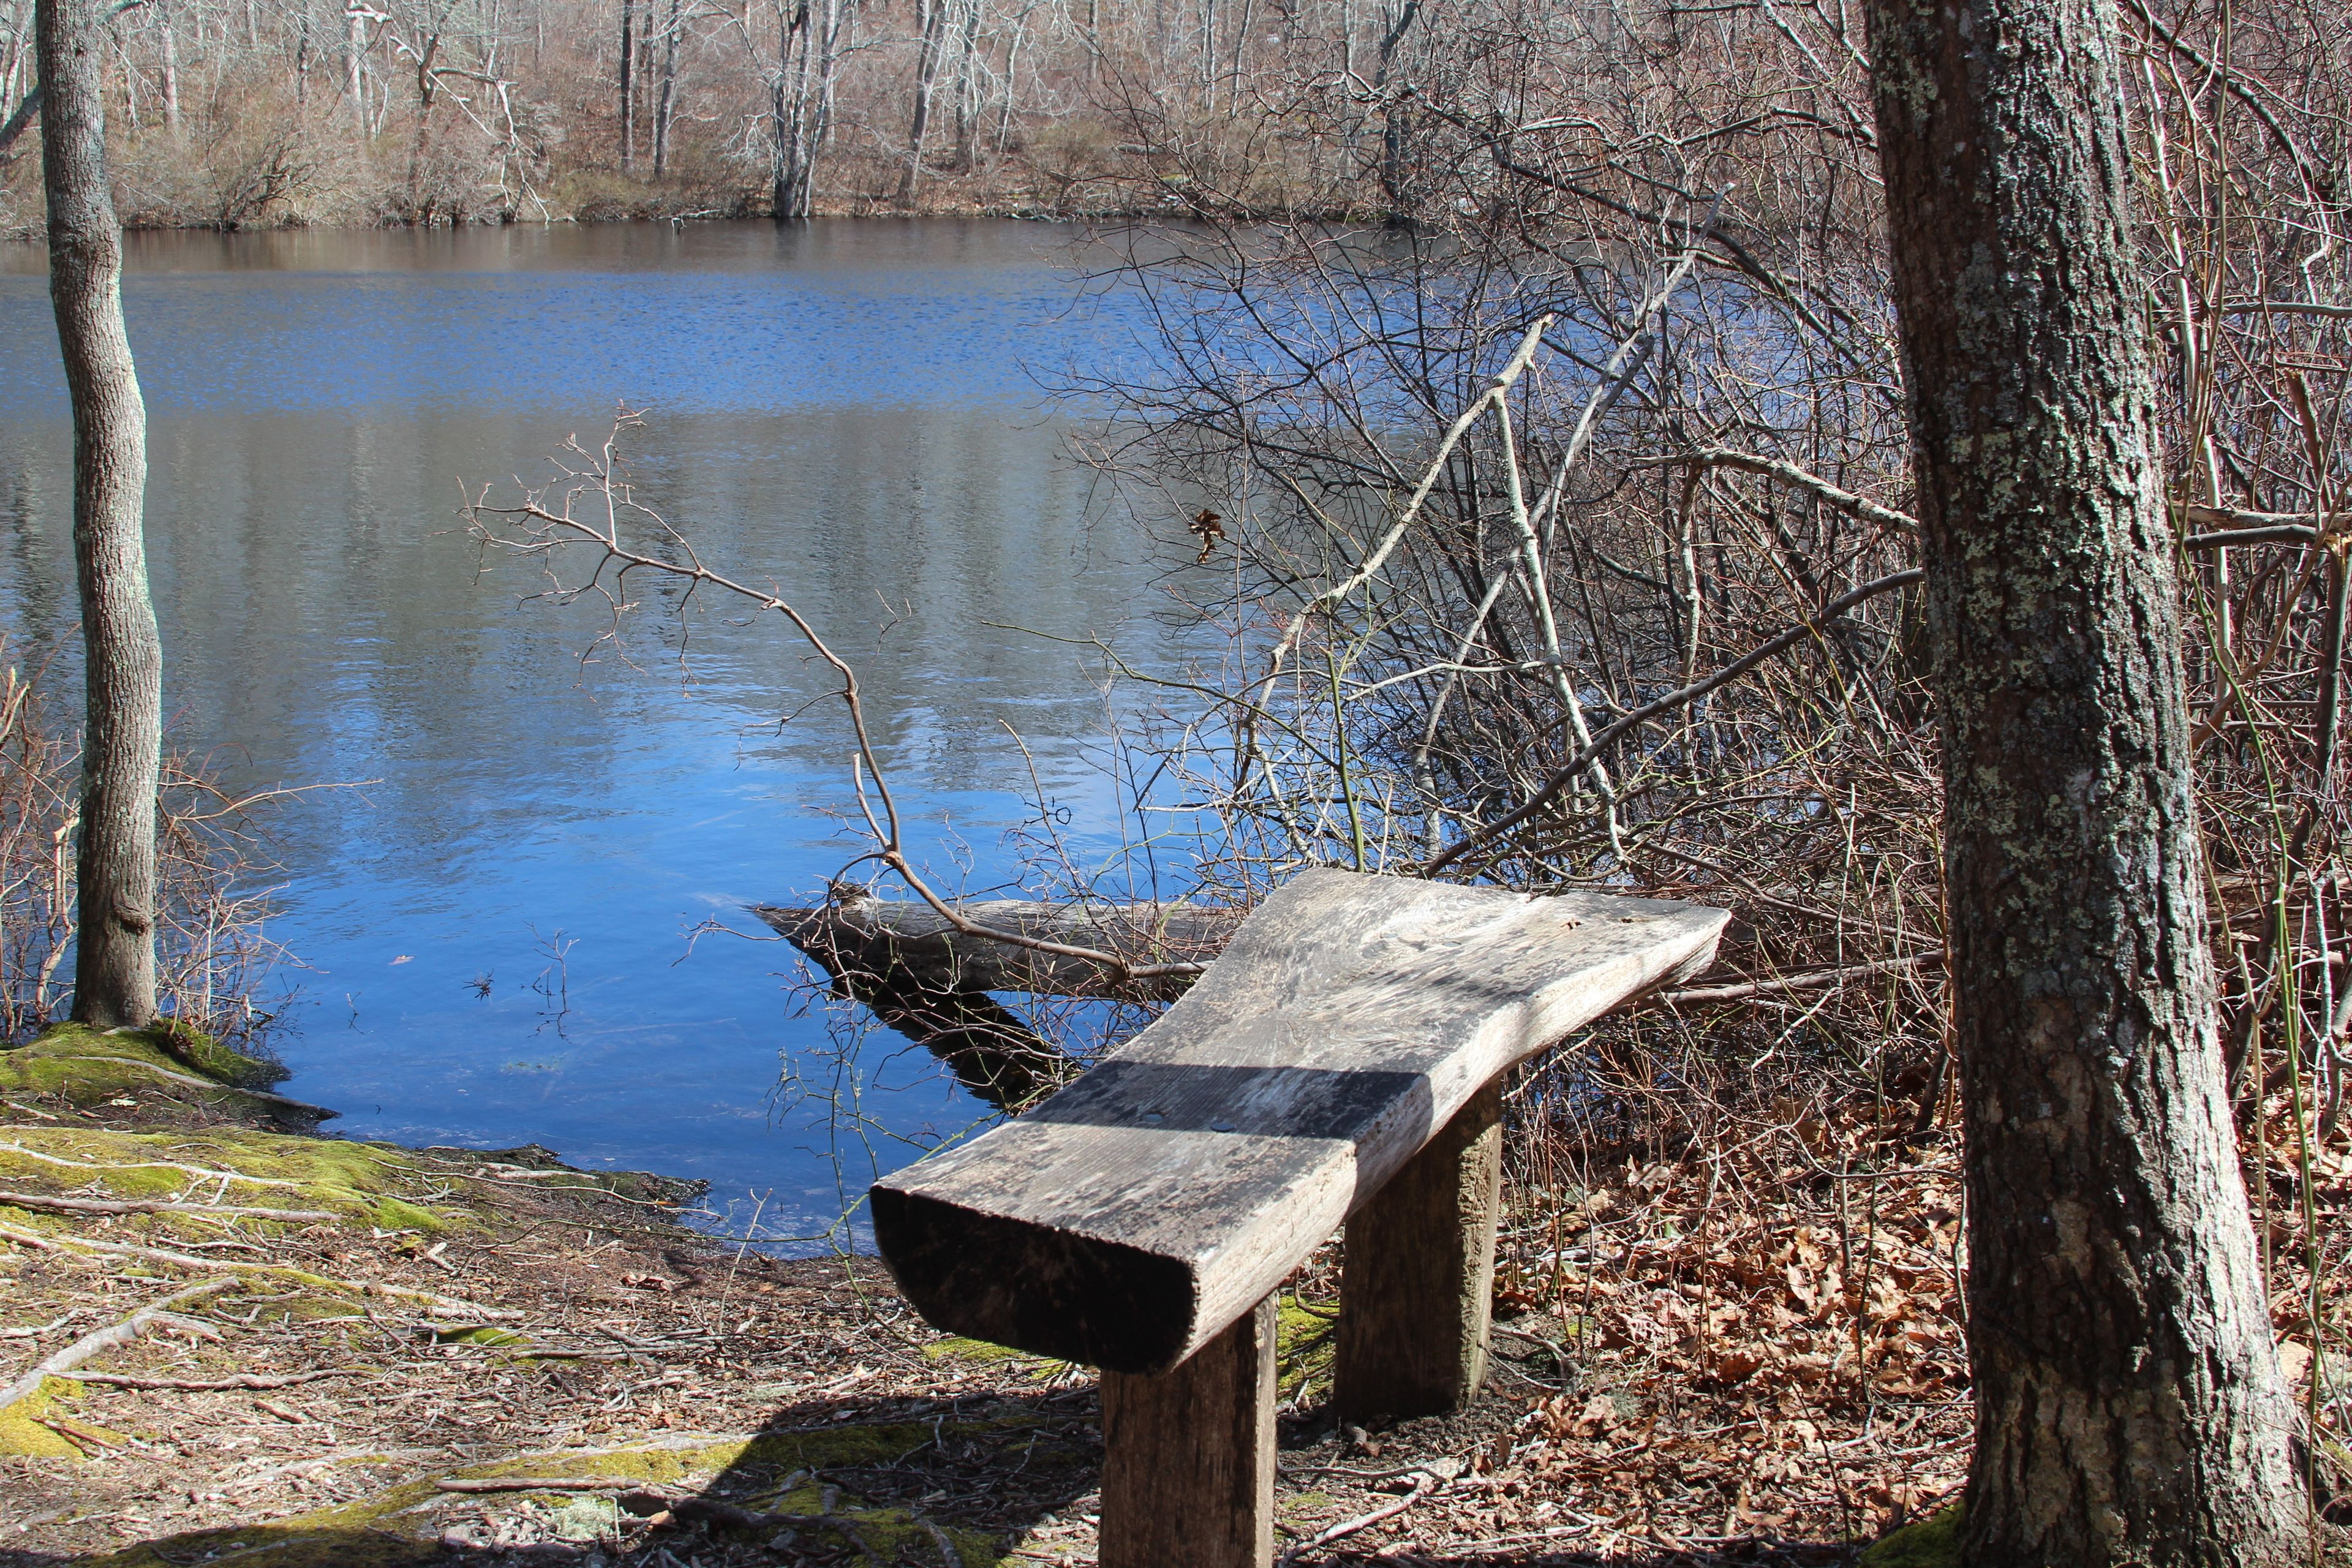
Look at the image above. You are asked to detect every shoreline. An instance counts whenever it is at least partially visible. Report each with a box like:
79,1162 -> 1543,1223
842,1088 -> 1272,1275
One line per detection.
0,193 -> 1384,247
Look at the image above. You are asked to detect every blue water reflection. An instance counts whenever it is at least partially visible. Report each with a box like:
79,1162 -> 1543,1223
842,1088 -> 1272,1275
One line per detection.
0,220 -> 1185,1245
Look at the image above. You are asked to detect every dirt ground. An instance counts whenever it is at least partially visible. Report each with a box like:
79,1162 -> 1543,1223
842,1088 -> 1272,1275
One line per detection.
0,1023 -> 2341,1568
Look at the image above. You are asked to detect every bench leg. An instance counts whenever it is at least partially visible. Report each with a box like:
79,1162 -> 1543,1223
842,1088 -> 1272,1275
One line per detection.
1334,1076 -> 1502,1420
1098,1294 -> 1276,1568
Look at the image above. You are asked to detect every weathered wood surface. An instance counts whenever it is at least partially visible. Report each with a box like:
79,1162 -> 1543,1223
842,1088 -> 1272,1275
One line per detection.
755,890 -> 1239,1001
870,869 -> 1728,1374
1097,1294 -> 1276,1568
1333,1077 -> 1501,1419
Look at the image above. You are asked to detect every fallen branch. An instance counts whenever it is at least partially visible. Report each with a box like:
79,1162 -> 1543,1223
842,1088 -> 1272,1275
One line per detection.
70,1367 -> 357,1390
0,1277 -> 239,1415
0,1140 -> 307,1189
437,1476 -> 647,1494
0,1313 -> 74,1341
0,1189 -> 337,1223
435,1477 -> 888,1551
1276,1461 -> 1457,1565
757,892 -> 1235,1001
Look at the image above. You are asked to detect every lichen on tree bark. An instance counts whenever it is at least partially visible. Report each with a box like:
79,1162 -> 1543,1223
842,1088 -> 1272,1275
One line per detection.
1864,0 -> 2307,1559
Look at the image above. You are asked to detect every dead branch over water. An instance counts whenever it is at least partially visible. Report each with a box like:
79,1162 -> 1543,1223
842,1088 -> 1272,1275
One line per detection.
1062,0 -> 2352,1496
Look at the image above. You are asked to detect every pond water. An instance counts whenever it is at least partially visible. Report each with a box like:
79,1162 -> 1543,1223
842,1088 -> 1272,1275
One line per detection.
0,219 -> 1196,1244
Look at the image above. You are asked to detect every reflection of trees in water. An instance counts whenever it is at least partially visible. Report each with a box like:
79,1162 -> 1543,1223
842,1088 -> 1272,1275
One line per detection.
0,400 -> 1194,872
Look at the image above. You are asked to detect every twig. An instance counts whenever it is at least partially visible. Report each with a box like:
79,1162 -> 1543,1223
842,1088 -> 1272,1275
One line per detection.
0,1141 -> 306,1188
1658,951 -> 1945,1003
1424,568 -> 1926,873
1638,448 -> 1918,533
1276,1464 -> 1452,1564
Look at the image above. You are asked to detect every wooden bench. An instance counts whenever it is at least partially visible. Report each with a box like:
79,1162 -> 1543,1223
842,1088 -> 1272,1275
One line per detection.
869,869 -> 1728,1567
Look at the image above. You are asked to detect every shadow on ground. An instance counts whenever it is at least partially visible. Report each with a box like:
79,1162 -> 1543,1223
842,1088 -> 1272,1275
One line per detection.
0,1381 -> 1104,1567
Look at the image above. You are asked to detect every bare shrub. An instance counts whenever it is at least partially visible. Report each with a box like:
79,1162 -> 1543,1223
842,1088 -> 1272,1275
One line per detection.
0,636 -> 292,1052
1068,0 -> 2352,1508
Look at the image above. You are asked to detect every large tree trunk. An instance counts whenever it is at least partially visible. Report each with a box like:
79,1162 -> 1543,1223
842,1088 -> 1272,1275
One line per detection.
1865,0 -> 2305,1561
39,0 -> 161,1031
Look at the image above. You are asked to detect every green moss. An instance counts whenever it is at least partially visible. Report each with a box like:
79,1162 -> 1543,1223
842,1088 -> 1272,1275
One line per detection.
701,1420 -> 940,1473
450,1326 -> 525,1347
1278,1296 -> 1338,1401
363,1196 -> 451,1232
0,1023 -> 288,1112
925,1335 -> 1035,1365
152,1017 -> 288,1088
1859,1500 -> 1963,1568
0,1375 -> 88,1459
0,1123 -> 467,1235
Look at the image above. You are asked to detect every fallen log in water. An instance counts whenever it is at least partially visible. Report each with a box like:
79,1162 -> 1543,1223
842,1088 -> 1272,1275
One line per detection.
753,891 -> 1243,1111
755,890 -> 1240,1001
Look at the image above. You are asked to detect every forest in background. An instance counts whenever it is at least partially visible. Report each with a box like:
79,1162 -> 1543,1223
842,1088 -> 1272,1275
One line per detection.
0,0 -> 1459,228
431,0 -> 2352,1521
0,0 -> 2346,1537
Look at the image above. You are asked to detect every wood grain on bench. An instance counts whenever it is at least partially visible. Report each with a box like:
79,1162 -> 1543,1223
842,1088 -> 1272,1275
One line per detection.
870,869 -> 1728,1374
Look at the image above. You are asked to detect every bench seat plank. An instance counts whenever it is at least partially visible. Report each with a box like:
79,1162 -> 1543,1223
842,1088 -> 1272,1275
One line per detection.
871,869 -> 1727,1374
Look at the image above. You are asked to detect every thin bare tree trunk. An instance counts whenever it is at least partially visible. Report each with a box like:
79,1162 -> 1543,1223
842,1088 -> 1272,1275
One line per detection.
617,0 -> 635,170
1371,0 -> 1419,219
771,0 -> 814,216
948,0 -> 979,171
344,0 -> 365,140
897,0 -> 946,200
157,6 -> 179,135
650,0 -> 679,178
1866,0 -> 2306,1558
38,0 -> 160,1030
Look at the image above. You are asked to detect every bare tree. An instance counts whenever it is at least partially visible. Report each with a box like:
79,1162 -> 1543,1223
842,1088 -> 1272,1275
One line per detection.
896,0 -> 948,198
1866,0 -> 2307,1557
771,0 -> 847,217
616,0 -> 635,167
649,0 -> 677,175
39,0 -> 162,1029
